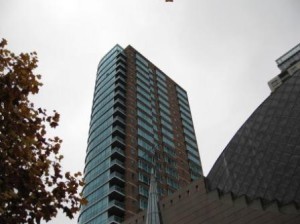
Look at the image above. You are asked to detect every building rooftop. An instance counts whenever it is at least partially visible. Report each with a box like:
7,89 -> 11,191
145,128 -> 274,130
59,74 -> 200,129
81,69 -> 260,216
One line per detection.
276,43 -> 300,71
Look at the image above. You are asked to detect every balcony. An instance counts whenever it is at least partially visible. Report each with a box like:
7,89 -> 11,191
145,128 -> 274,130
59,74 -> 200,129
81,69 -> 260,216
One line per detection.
111,147 -> 125,161
115,89 -> 126,100
109,171 -> 125,186
113,108 -> 126,119
114,98 -> 126,111
115,75 -> 126,86
115,62 -> 126,73
107,215 -> 124,224
115,82 -> 126,92
108,200 -> 125,217
112,136 -> 125,148
109,185 -> 125,201
116,53 -> 126,64
112,126 -> 125,137
113,116 -> 125,129
115,68 -> 126,79
110,159 -> 125,173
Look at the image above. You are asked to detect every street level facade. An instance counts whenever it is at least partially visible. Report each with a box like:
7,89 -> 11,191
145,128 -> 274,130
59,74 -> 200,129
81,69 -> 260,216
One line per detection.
78,45 -> 202,224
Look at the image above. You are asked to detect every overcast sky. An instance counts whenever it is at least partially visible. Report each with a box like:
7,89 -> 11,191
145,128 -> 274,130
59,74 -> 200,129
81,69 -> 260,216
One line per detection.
1,0 -> 299,223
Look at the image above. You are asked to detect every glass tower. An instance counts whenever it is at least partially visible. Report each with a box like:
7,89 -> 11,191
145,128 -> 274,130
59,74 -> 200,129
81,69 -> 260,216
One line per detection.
78,45 -> 202,224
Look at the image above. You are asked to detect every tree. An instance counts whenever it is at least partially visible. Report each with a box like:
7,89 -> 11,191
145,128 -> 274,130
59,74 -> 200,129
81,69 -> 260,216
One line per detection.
0,39 -> 86,224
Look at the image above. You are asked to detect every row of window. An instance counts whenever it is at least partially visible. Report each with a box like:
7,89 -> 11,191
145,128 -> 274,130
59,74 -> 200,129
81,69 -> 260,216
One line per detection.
138,128 -> 153,143
136,77 -> 150,92
163,136 -> 175,148
164,156 -> 177,167
139,185 -> 149,198
176,85 -> 188,99
85,137 -> 112,168
189,159 -> 202,171
136,53 -> 149,67
182,118 -> 194,134
92,83 -> 115,117
161,118 -> 173,130
159,103 -> 171,116
96,56 -> 125,88
158,88 -> 168,100
138,118 -> 152,132
85,159 -> 110,183
139,198 -> 148,210
163,146 -> 176,157
96,59 -> 120,90
81,183 -> 109,213
167,177 -> 179,189
89,107 -> 113,136
180,106 -> 192,120
138,149 -> 153,163
166,167 -> 178,178
183,127 -> 196,141
156,70 -> 166,81
96,50 -> 126,83
91,96 -> 114,121
157,76 -> 167,88
136,58 -> 148,73
88,116 -> 113,145
82,212 -> 107,224
79,197 -> 108,224
84,146 -> 111,175
188,153 -> 201,165
178,100 -> 190,113
139,172 -> 150,184
136,72 -> 149,86
137,93 -> 152,109
136,65 -> 149,79
137,101 -> 152,117
181,112 -> 194,128
137,110 -> 152,124
138,160 -> 152,174
88,126 -> 112,152
185,136 -> 198,149
83,170 -> 110,196
186,144 -> 199,158
97,45 -> 122,74
158,95 -> 170,108
94,70 -> 115,99
161,127 -> 174,140
138,135 -> 153,149
136,85 -> 150,100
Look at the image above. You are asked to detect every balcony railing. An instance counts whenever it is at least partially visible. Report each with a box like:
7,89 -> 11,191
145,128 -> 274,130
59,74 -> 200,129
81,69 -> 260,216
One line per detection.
107,215 -> 124,224
109,200 -> 125,210
111,147 -> 125,161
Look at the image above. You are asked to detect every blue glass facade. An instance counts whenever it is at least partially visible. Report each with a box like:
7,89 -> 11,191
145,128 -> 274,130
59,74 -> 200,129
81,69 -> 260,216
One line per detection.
80,45 -> 202,223
79,45 -> 126,224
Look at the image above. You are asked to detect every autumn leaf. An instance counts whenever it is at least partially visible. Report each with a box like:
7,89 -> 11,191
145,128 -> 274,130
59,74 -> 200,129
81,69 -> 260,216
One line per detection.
0,38 -> 85,224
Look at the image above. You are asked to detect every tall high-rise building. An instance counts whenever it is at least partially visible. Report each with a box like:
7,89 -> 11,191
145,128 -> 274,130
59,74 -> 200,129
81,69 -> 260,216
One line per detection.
78,45 -> 202,224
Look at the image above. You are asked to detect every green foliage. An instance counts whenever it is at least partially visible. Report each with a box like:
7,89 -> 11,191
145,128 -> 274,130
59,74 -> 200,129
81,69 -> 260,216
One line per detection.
0,39 -> 87,224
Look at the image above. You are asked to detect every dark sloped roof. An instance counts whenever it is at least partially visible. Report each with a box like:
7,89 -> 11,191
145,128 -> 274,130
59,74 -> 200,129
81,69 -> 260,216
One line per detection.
207,70 -> 300,210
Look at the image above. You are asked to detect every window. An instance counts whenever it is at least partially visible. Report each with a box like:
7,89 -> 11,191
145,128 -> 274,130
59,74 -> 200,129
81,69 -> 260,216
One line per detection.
139,172 -> 150,184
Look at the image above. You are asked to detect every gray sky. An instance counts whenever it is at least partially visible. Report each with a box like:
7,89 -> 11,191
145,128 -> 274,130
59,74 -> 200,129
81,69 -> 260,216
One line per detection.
1,0 -> 299,223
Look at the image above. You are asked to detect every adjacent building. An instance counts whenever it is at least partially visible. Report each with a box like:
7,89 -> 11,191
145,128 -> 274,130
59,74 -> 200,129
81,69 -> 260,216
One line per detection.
78,45 -> 202,224
207,43 -> 300,213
